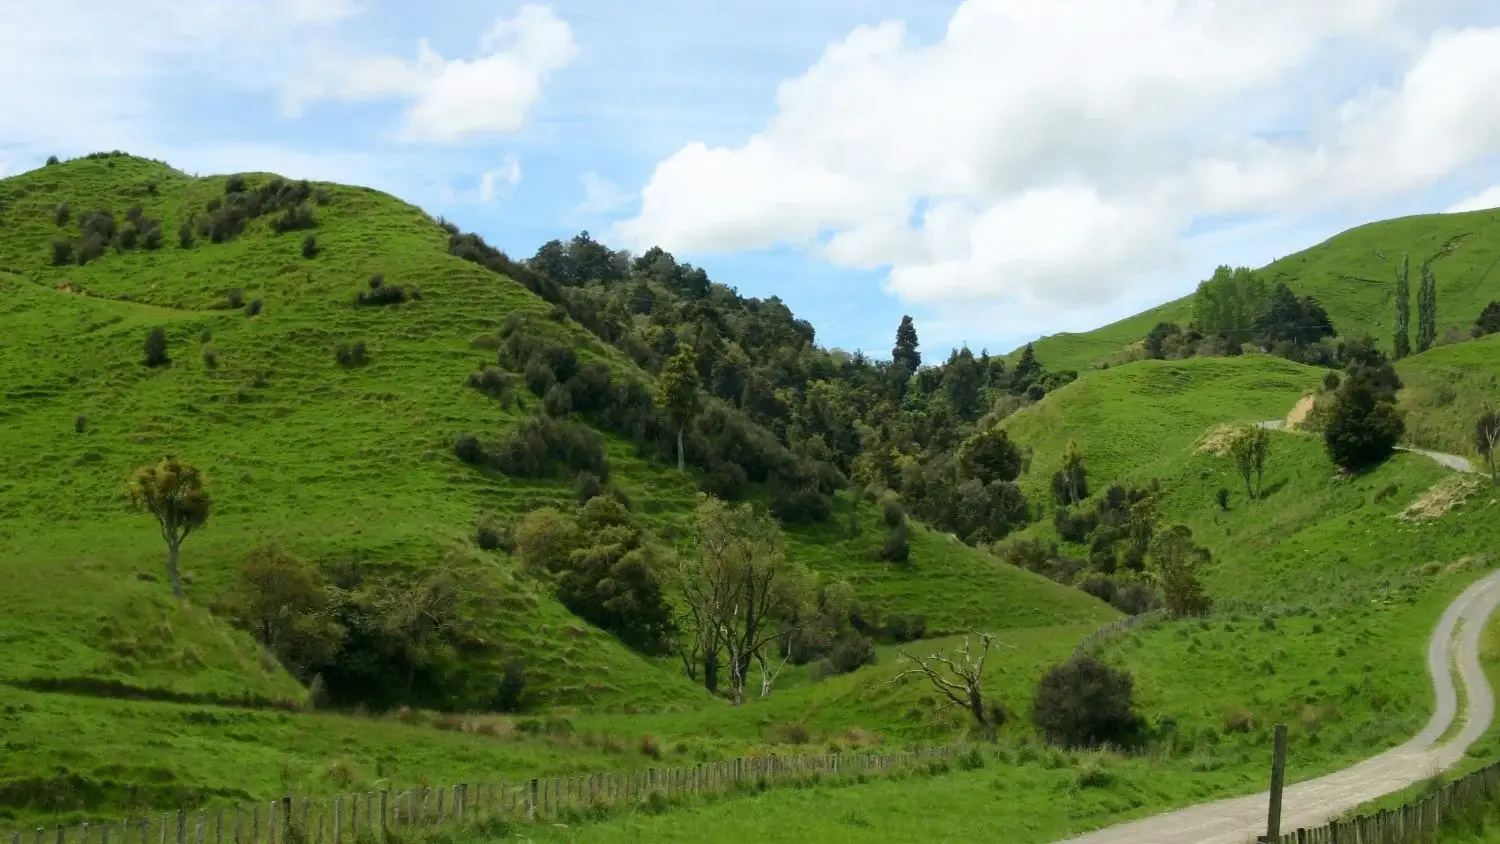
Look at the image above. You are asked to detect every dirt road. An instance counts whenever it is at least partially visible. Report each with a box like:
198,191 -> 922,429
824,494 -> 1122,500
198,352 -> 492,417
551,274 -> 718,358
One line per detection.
1055,570 -> 1500,844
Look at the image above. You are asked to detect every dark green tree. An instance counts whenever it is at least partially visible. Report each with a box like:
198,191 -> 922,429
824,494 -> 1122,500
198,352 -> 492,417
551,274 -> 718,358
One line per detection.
1393,253 -> 1411,359
1476,301 -> 1500,337
959,427 -> 1024,485
1417,262 -> 1437,353
892,315 -> 921,373
1032,657 -> 1143,749
656,344 -> 701,471
1324,370 -> 1405,471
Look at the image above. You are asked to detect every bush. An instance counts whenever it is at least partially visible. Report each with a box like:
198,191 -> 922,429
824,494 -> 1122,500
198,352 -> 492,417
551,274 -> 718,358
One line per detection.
50,239 -> 73,265
54,202 -> 70,226
1032,657 -> 1144,749
355,282 -> 408,307
467,367 -> 515,398
74,414 -> 87,434
574,471 -> 604,505
45,155 -> 60,166
1477,301 -> 1500,337
117,224 -> 139,250
225,175 -> 247,194
1079,577 -> 1116,604
879,491 -> 906,528
492,661 -> 525,713
1053,507 -> 1098,543
1324,371 -> 1404,471
301,234 -> 319,258
878,522 -> 910,563
1215,488 -> 1229,511
489,416 -> 610,481
771,483 -> 833,525
824,632 -> 876,675
141,226 -> 163,250
246,299 -> 263,317
143,327 -> 170,368
883,613 -> 926,643
76,234 -> 106,265
476,513 -> 511,552
223,288 -> 245,309
1110,582 -> 1160,615
201,346 -> 218,369
453,433 -> 487,466
273,202 -> 316,233
178,219 -> 195,248
207,206 -> 246,242
335,341 -> 369,367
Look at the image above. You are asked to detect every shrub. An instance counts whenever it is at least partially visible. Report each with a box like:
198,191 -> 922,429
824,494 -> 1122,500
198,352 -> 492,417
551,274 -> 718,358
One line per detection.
1111,582 -> 1160,615
491,661 -> 525,713
1324,370 -> 1404,471
475,513 -> 509,552
141,226 -> 163,250
1032,657 -> 1144,749
178,220 -> 195,248
201,346 -> 218,369
74,414 -> 87,434
878,522 -> 910,563
467,367 -> 515,398
335,341 -> 369,367
883,613 -> 926,643
824,632 -> 876,675
453,433 -> 487,466
78,209 -> 117,242
54,202 -> 71,226
301,234 -> 319,258
355,282 -> 408,307
225,174 -> 247,194
51,239 -> 73,265
246,299 -> 264,317
221,288 -> 245,309
1053,506 -> 1097,543
76,234 -> 106,265
491,416 -> 610,480
544,383 -> 573,417
1477,301 -> 1500,337
273,202 -> 316,233
143,327 -> 170,368
1215,488 -> 1229,511
574,471 -> 603,505
771,483 -> 833,525
1079,576 -> 1116,604
879,491 -> 906,528
45,155 -> 59,166
207,206 -> 246,242
639,734 -> 662,759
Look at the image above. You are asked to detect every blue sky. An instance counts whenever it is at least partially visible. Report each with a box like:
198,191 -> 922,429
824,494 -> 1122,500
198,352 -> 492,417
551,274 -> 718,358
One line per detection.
3,0 -> 1500,359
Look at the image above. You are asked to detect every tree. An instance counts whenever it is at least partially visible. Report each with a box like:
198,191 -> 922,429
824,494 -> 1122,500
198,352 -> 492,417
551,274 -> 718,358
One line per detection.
129,457 -> 211,599
678,495 -> 809,703
222,546 -> 345,679
144,326 -> 170,368
377,568 -> 467,696
880,633 -> 1006,740
1149,524 -> 1211,617
1190,265 -> 1270,342
892,315 -> 921,373
1476,301 -> 1500,337
1417,262 -> 1437,353
1011,343 -> 1041,393
1227,425 -> 1271,499
1476,411 -> 1500,486
959,427 -> 1023,485
656,344 -> 700,471
1393,254 -> 1411,359
1143,322 -> 1180,359
1050,441 -> 1088,507
1031,657 -> 1143,748
1324,370 -> 1405,471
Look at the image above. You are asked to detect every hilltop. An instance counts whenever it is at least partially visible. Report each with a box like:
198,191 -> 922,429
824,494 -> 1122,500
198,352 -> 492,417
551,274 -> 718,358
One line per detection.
1026,209 -> 1500,374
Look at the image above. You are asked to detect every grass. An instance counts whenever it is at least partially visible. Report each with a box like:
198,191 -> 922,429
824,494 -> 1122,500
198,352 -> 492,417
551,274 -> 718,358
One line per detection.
1001,354 -> 1323,504
1397,332 -> 1500,461
1022,208 -> 1500,373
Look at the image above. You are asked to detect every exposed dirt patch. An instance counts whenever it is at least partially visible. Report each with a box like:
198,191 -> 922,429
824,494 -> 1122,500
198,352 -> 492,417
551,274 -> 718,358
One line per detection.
1397,475 -> 1486,522
1285,394 -> 1316,430
1196,423 -> 1240,456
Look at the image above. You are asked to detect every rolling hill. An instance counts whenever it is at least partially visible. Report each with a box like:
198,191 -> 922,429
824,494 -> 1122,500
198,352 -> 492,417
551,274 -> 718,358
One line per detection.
1026,209 -> 1500,374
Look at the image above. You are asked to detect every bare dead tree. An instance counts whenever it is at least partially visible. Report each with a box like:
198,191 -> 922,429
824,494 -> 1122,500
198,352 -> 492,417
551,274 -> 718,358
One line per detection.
878,632 -> 1009,740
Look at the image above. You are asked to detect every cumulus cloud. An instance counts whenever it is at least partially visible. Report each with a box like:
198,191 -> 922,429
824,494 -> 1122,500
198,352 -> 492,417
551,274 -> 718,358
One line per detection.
576,172 -> 631,215
285,4 -> 576,143
616,0 -> 1500,318
1446,185 -> 1500,213
478,154 -> 523,203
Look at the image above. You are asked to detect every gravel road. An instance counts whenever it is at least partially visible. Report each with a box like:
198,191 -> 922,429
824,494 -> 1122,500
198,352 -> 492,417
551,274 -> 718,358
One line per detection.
1054,570 -> 1500,844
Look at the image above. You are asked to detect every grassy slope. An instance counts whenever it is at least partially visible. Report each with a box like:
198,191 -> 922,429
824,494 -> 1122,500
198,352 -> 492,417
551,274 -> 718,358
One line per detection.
0,156 -> 1117,825
1025,209 -> 1500,373
1000,354 -> 1324,504
1397,332 -> 1500,460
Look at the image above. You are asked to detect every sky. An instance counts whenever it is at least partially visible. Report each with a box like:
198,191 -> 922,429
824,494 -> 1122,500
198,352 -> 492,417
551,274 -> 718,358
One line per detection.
4,0 -> 1500,358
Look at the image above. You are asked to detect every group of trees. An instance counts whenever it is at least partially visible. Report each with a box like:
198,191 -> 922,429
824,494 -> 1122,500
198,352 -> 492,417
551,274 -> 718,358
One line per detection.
1392,253 -> 1441,358
1144,266 -> 1336,364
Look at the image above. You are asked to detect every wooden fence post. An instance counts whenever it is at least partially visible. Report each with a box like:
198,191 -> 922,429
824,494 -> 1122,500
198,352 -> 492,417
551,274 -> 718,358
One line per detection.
1265,724 -> 1288,842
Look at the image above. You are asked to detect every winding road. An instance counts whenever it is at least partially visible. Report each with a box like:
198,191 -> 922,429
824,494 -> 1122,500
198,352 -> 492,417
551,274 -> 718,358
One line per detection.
1055,533 -> 1500,843
1254,419 -> 1479,473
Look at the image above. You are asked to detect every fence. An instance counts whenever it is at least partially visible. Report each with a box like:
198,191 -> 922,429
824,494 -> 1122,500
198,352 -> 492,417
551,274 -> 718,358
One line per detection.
1271,760 -> 1500,843
1070,609 -> 1165,660
4,744 -> 970,844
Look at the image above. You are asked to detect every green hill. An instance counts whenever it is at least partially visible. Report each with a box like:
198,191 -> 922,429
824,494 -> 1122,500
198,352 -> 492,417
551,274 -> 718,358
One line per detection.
1026,210 -> 1500,373
1396,332 -> 1500,460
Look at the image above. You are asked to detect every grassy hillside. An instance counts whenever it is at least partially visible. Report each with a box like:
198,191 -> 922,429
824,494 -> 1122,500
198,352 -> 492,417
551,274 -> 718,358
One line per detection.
1026,209 -> 1500,373
1397,332 -> 1500,460
1001,354 -> 1323,503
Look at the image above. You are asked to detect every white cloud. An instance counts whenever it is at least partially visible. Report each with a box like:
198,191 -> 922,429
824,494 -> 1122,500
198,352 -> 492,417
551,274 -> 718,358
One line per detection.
576,171 -> 631,215
616,0 -> 1500,319
286,4 -> 577,143
283,0 -> 359,24
1447,184 -> 1500,213
478,154 -> 523,203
